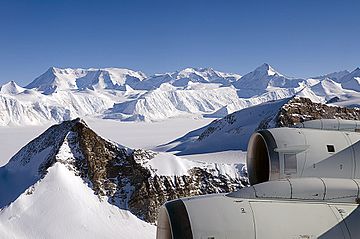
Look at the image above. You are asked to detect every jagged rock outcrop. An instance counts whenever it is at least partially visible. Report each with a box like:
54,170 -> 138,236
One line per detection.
277,97 -> 360,127
129,164 -> 243,223
3,118 -> 247,224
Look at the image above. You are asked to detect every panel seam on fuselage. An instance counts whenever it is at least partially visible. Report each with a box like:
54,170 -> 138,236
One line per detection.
286,178 -> 293,199
248,202 -> 257,239
319,177 -> 327,200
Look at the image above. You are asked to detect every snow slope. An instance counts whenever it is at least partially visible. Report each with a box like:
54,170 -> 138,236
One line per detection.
297,76 -> 360,108
104,87 -> 245,121
0,89 -> 116,125
340,68 -> 360,91
165,98 -> 290,155
145,152 -> 245,179
0,81 -> 25,95
311,70 -> 350,82
0,163 -> 155,239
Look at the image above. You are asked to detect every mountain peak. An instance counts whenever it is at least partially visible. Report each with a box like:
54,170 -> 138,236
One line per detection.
177,67 -> 214,74
3,80 -> 16,86
232,63 -> 300,91
257,63 -> 271,69
342,67 -> 359,79
254,63 -> 279,76
0,80 -> 24,95
47,66 -> 63,74
352,67 -> 360,74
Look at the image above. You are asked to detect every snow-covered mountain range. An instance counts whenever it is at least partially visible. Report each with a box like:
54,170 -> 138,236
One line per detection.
1,64 -> 360,125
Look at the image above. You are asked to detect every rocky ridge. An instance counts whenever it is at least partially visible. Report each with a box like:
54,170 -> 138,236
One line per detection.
1,118 -> 247,223
277,97 -> 360,127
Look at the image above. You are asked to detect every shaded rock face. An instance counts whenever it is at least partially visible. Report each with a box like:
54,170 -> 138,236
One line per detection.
129,165 -> 243,223
8,119 -> 83,176
13,118 -> 246,224
277,97 -> 360,127
72,125 -> 245,223
197,114 -> 236,141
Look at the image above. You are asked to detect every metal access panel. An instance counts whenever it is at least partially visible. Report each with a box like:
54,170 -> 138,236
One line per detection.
284,153 -> 297,175
184,196 -> 255,239
301,130 -> 353,178
344,132 -> 360,178
250,201 -> 346,239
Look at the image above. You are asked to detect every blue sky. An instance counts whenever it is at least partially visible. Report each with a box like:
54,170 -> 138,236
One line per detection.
1,0 -> 359,85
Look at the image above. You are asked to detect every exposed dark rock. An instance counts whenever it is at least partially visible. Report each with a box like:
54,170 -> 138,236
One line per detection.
277,97 -> 360,127
197,114 -> 237,141
73,122 -> 247,223
128,165 -> 244,223
326,96 -> 340,104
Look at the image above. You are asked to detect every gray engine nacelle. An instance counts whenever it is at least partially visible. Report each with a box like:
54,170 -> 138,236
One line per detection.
156,119 -> 360,239
247,119 -> 360,185
157,178 -> 360,239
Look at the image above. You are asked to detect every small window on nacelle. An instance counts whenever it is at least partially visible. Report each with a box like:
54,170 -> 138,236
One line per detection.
327,145 -> 335,153
284,153 -> 297,175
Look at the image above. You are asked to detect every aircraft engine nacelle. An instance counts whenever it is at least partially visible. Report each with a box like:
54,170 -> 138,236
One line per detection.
157,177 -> 360,239
247,119 -> 360,185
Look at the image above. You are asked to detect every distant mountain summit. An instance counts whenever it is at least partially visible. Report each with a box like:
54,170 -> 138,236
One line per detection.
135,67 -> 241,90
232,63 -> 304,95
340,67 -> 360,91
0,81 -> 25,95
26,67 -> 146,94
253,63 -> 282,76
